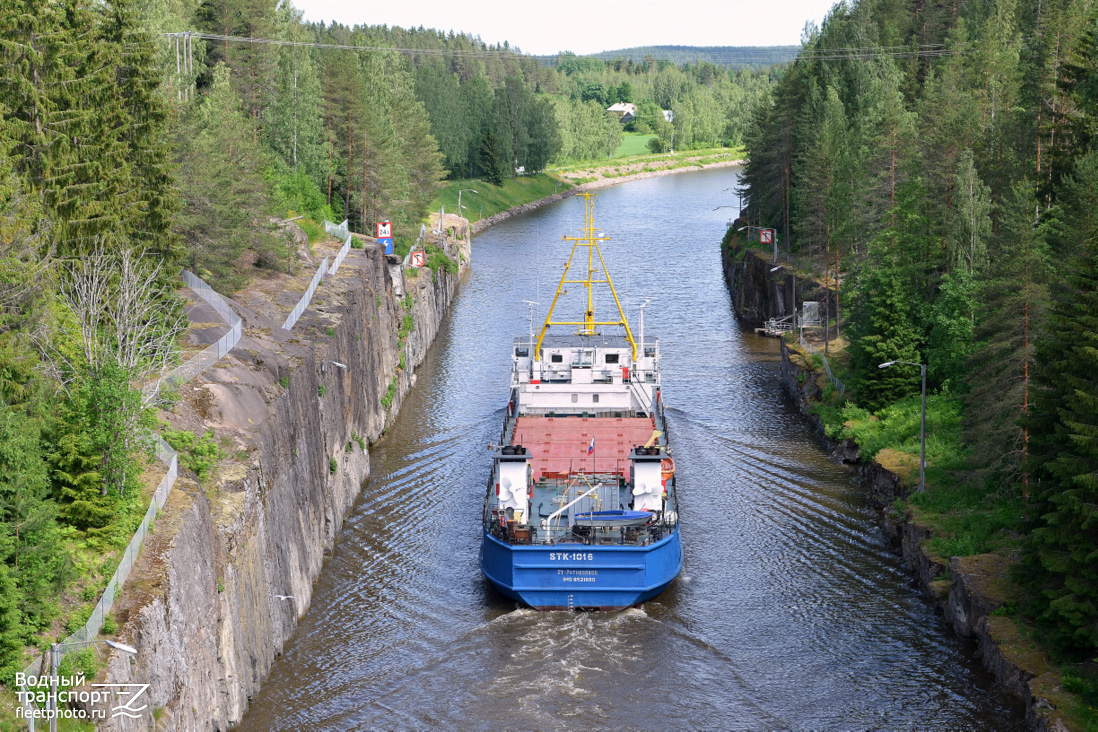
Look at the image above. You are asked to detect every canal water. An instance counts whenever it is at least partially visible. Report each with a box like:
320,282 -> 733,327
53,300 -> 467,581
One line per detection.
238,168 -> 1023,730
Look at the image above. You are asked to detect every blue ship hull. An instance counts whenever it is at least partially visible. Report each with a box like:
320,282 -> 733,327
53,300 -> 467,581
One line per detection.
479,528 -> 683,610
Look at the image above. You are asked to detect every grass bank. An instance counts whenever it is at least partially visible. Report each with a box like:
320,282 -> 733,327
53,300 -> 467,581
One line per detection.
792,337 -> 1027,559
613,133 -> 657,157
551,146 -> 743,185
431,174 -> 570,226
430,147 -> 743,231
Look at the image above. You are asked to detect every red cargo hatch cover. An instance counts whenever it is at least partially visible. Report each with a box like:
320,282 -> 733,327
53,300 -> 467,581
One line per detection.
511,416 -> 657,481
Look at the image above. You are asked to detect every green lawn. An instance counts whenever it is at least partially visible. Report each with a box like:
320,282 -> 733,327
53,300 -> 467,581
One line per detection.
430,174 -> 571,224
613,133 -> 657,158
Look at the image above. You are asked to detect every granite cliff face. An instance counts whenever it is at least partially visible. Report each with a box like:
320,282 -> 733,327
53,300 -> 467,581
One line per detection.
98,236 -> 467,730
721,239 -> 837,325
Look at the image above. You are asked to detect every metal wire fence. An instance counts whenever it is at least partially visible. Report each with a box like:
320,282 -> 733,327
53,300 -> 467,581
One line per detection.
143,270 -> 243,399
282,257 -> 329,331
20,227 -> 347,717
23,268 -> 239,721
324,219 -> 349,240
328,234 -> 352,276
822,354 -> 846,395
403,224 -> 428,267
797,330 -> 847,395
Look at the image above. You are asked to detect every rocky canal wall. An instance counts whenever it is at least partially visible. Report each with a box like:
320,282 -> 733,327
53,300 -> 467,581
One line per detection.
97,235 -> 468,730
721,238 -> 837,325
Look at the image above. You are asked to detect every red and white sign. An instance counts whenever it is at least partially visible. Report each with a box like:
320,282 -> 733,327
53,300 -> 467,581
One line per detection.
410,251 -> 426,268
376,221 -> 392,239
759,228 -> 774,244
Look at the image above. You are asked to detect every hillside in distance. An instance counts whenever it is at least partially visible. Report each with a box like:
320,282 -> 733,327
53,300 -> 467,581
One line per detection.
584,45 -> 799,69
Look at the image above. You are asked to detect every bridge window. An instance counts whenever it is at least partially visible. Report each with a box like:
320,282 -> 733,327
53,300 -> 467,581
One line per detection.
605,353 -> 619,364
515,347 -> 529,357
551,354 -> 563,363
644,347 -> 656,357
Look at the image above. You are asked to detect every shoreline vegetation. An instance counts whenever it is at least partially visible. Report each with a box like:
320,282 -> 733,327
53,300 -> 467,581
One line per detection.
725,237 -> 1079,731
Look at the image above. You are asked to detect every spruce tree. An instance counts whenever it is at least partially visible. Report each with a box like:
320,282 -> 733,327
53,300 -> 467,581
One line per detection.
50,432 -> 110,532
479,130 -> 507,186
1020,162 -> 1098,659
174,62 -> 286,289
964,181 -> 1051,488
0,562 -> 23,684
847,251 -> 922,411
98,0 -> 179,257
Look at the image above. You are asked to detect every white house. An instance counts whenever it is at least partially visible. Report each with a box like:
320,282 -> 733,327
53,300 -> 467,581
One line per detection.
607,102 -> 638,123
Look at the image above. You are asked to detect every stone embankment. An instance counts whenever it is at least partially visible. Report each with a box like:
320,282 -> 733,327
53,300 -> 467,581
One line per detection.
98,232 -> 468,730
724,242 -> 1072,731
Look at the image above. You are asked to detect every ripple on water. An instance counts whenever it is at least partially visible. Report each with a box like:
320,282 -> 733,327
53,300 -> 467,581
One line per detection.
237,169 -> 1024,731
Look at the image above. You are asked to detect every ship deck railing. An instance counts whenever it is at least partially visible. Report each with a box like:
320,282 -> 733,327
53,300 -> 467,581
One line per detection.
486,519 -> 677,547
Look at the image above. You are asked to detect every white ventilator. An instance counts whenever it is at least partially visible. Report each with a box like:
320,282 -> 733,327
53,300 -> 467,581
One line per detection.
632,481 -> 663,512
497,467 -> 529,517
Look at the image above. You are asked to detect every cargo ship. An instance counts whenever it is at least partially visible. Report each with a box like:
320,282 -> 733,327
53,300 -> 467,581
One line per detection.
479,193 -> 682,610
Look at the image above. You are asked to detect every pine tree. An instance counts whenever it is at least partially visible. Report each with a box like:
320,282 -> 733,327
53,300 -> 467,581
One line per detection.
794,84 -> 849,350
949,149 -> 993,276
266,41 -> 327,191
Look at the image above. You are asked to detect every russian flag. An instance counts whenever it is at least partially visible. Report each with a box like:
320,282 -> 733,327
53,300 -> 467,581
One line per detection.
587,437 -> 595,455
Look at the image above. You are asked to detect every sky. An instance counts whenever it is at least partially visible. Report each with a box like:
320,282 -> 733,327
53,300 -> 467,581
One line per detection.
288,0 -> 841,56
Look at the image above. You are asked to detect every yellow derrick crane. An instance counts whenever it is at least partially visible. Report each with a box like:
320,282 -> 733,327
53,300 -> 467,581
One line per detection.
534,193 -> 637,359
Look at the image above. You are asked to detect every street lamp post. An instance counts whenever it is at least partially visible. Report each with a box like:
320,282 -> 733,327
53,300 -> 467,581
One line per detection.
722,186 -> 741,216
46,640 -> 138,732
878,360 -> 927,493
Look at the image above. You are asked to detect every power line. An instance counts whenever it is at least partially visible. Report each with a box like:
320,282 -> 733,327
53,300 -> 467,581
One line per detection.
163,31 -> 1019,65
165,31 -> 560,60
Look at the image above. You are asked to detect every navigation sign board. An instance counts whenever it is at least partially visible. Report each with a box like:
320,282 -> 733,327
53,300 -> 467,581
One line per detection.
411,251 -> 426,268
759,228 -> 774,244
376,221 -> 394,255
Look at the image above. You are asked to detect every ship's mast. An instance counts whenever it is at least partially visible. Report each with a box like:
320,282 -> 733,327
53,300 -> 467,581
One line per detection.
535,193 -> 637,359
